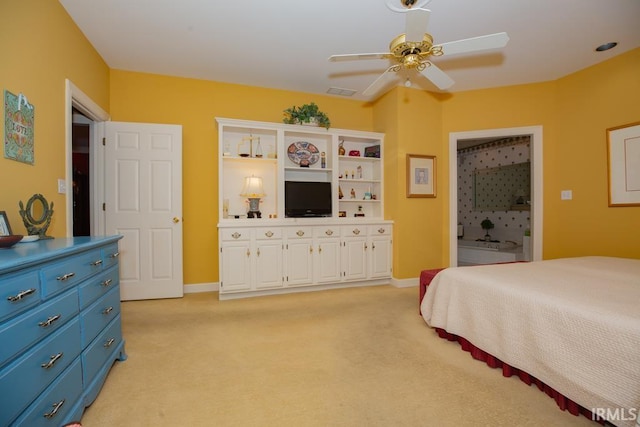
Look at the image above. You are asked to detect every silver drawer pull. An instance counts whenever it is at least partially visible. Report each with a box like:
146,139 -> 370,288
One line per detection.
377,228 -> 385,234
104,338 -> 116,348
91,259 -> 103,266
7,288 -> 36,302
38,314 -> 61,328
56,272 -> 75,281
41,352 -> 63,369
296,230 -> 305,237
352,228 -> 361,235
265,230 -> 274,238
231,232 -> 241,239
102,306 -> 114,315
43,399 -> 65,419
101,279 -> 113,287
325,229 -> 334,236
110,252 -> 120,258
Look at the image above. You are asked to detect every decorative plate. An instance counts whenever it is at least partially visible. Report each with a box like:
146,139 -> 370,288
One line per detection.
0,235 -> 23,248
287,141 -> 320,165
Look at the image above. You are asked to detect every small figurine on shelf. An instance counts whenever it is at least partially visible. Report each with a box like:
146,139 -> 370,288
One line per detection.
354,205 -> 365,217
321,151 -> 326,168
351,170 -> 355,179
350,188 -> 356,199
357,165 -> 362,179
338,140 -> 346,156
338,186 -> 344,199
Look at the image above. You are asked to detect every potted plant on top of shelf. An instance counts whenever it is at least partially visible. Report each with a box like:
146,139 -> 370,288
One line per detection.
283,102 -> 331,129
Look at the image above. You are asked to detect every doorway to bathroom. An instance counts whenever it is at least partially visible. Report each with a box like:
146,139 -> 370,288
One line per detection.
448,126 -> 543,267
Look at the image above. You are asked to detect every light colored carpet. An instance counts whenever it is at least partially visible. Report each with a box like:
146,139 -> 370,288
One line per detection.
80,285 -> 596,427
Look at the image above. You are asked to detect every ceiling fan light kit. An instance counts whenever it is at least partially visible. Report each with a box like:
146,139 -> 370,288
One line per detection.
329,3 -> 509,98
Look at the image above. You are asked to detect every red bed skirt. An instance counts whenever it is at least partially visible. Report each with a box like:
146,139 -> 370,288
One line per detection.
420,268 -> 604,425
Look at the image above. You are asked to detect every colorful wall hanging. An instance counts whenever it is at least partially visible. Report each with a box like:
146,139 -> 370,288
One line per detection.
4,89 -> 35,165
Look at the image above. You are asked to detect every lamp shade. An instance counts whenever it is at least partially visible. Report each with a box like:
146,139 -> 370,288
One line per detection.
240,176 -> 265,198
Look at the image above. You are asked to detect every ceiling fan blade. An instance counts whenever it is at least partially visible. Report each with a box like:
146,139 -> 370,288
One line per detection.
363,66 -> 397,97
437,32 -> 509,56
421,62 -> 454,90
405,8 -> 430,42
329,53 -> 389,62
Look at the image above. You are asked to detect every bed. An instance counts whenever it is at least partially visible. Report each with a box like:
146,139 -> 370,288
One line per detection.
420,256 -> 640,427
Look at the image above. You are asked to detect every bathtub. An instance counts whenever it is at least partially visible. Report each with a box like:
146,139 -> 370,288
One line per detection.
457,239 -> 525,266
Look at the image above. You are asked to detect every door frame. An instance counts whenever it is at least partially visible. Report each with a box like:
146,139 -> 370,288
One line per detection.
64,79 -> 110,237
448,126 -> 543,266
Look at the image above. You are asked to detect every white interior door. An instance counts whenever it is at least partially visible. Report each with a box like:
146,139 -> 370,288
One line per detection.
104,121 -> 183,300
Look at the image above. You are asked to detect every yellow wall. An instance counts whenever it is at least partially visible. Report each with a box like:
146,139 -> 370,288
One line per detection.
109,70 -> 374,284
0,0 -> 110,236
441,48 -> 640,261
2,1 -> 638,290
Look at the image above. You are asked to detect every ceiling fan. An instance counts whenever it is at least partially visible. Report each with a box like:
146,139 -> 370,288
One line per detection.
328,0 -> 509,97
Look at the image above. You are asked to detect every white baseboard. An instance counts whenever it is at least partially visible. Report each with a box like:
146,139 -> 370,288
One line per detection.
183,282 -> 219,294
390,277 -> 419,288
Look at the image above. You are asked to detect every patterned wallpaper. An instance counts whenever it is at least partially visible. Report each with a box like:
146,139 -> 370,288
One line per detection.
457,136 -> 531,243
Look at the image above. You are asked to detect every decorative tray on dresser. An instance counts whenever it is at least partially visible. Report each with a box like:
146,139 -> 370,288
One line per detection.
0,236 -> 126,426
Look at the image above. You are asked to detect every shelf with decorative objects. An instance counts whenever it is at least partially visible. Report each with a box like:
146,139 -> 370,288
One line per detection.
216,117 -> 392,299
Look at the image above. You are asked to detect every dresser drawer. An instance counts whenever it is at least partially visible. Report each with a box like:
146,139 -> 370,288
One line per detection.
10,357 -> 83,427
369,224 -> 391,236
80,286 -> 121,347
41,249 -> 103,298
101,243 -> 121,270
82,314 -> 123,389
78,265 -> 120,310
285,227 -> 313,239
220,229 -> 251,241
0,269 -> 40,323
0,289 -> 79,369
0,317 -> 81,427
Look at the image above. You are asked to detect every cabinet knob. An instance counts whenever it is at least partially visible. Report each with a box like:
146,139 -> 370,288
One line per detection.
7,288 -> 36,302
325,229 -> 334,236
91,259 -> 103,266
296,230 -> 305,237
43,399 -> 66,419
352,228 -> 361,235
232,232 -> 241,239
378,228 -> 385,234
265,231 -> 274,238
38,314 -> 61,328
56,272 -> 76,281
41,352 -> 63,370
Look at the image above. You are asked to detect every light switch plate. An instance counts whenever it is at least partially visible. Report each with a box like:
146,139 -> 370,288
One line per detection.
57,179 -> 67,194
561,190 -> 572,200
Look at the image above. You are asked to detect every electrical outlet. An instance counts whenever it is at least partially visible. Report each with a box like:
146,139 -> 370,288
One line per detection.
561,190 -> 572,200
57,179 -> 67,194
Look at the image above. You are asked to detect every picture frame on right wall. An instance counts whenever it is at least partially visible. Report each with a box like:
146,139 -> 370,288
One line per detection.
407,154 -> 436,198
607,121 -> 640,206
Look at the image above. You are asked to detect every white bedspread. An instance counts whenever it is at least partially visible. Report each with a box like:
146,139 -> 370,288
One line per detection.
420,257 -> 640,427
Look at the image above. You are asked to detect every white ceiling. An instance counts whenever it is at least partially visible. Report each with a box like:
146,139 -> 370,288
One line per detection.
59,0 -> 640,102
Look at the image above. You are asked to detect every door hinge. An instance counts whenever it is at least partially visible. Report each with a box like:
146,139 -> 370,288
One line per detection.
102,203 -> 106,211
102,137 -> 106,146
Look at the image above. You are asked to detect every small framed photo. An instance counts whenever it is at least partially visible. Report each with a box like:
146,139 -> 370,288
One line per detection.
0,211 -> 13,236
407,154 -> 436,198
607,121 -> 640,206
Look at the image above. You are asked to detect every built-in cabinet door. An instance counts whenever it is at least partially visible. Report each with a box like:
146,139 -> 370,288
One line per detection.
315,237 -> 342,283
285,239 -> 314,286
220,242 -> 252,292
369,235 -> 392,278
342,237 -> 367,281
255,240 -> 283,289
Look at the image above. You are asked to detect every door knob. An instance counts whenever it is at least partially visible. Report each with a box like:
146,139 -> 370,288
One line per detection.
173,217 -> 180,223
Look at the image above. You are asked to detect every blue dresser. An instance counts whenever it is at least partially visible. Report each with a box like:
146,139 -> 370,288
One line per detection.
0,236 -> 126,426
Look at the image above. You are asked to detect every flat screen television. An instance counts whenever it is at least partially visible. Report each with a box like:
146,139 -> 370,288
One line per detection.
285,181 -> 332,218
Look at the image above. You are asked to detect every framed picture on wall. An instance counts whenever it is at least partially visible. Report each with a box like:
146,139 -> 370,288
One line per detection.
407,154 -> 436,198
607,121 -> 640,206
0,211 -> 13,236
